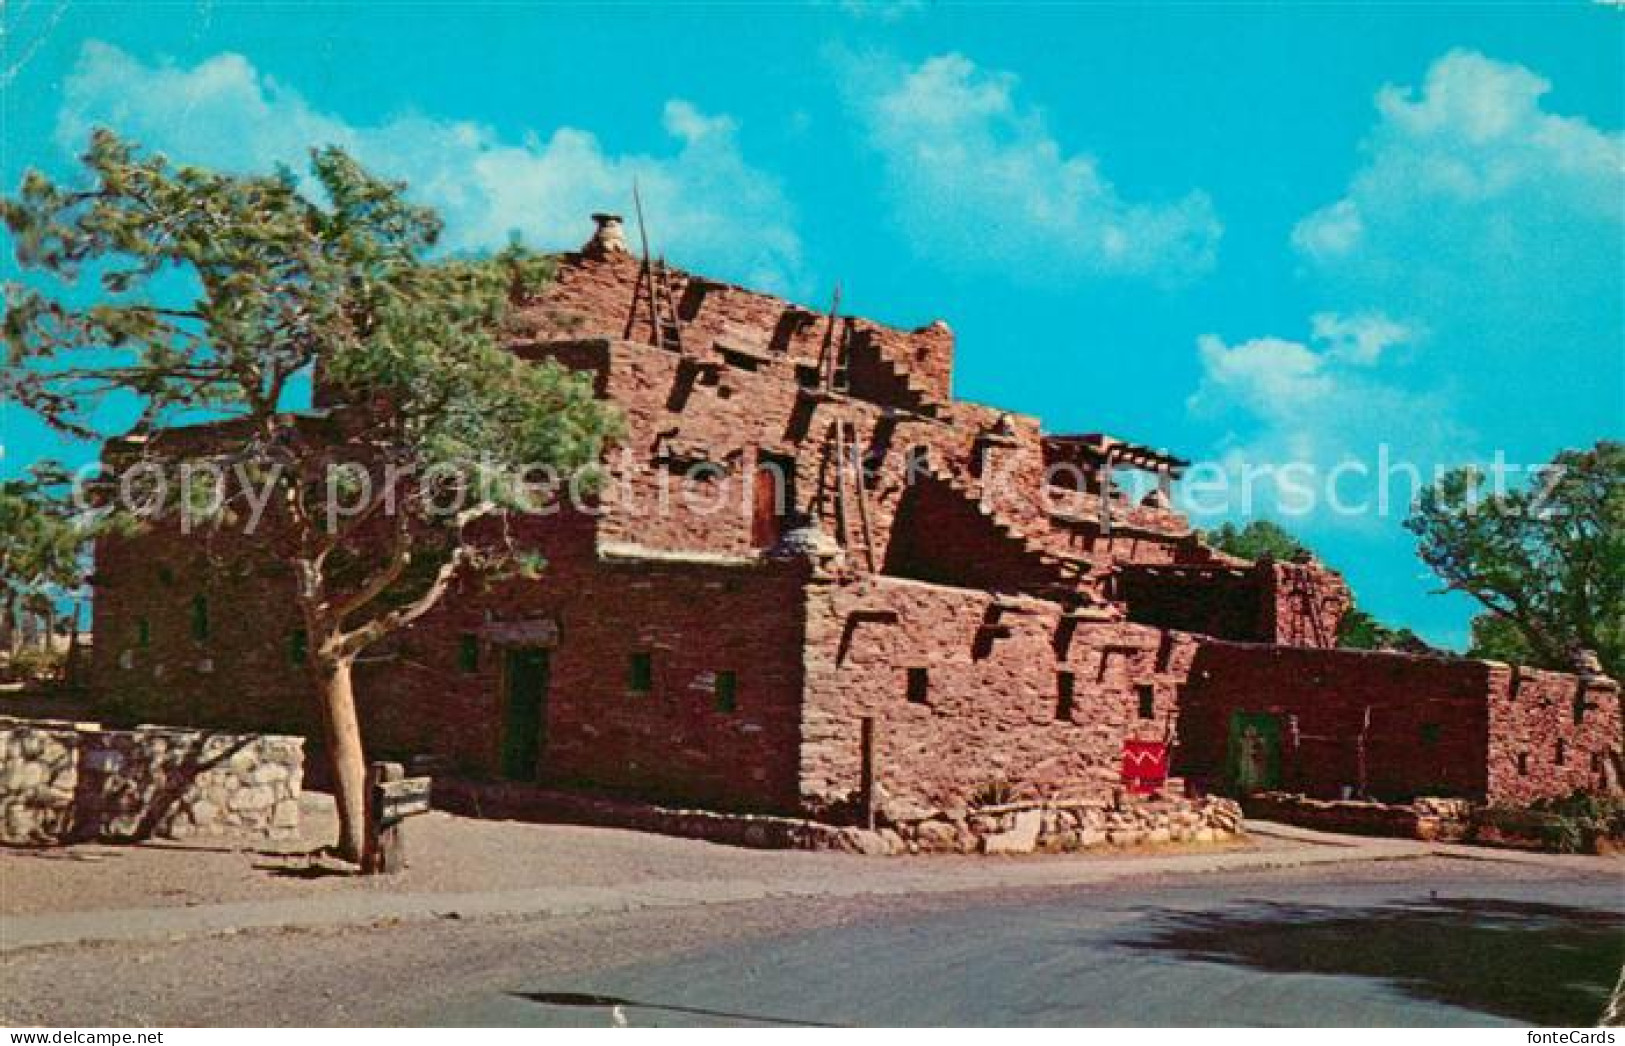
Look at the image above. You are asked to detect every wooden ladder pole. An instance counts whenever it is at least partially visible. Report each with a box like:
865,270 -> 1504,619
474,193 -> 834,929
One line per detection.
848,421 -> 878,573
833,419 -> 857,560
819,283 -> 842,393
632,180 -> 661,347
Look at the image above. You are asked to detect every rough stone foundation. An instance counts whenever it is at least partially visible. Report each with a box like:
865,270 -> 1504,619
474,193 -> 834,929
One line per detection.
433,777 -> 1243,856
0,716 -> 304,845
1242,791 -> 1474,842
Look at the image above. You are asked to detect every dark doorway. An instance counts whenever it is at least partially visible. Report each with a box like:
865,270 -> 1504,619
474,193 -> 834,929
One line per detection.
1226,711 -> 1282,794
502,647 -> 550,780
752,451 -> 797,549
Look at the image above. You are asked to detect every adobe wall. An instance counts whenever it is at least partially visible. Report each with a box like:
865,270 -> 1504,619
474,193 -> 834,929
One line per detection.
90,528 -> 315,738
799,575 -> 1196,819
1177,641 -> 1621,804
1485,664 -> 1621,805
384,520 -> 810,813
518,247 -> 957,404
1117,559 -> 1351,648
1177,642 -> 1494,800
1262,561 -> 1352,648
515,249 -> 1198,581
521,338 -> 1103,598
93,509 -> 809,815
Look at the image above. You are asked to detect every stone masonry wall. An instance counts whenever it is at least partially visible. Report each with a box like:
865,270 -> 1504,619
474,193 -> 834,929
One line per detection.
1486,664 -> 1621,805
1177,641 -> 1620,804
799,575 -> 1197,818
0,717 -> 304,845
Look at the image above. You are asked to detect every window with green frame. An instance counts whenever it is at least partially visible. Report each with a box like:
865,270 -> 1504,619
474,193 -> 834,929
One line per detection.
457,633 -> 480,673
135,617 -> 151,649
628,652 -> 653,694
190,595 -> 209,641
714,670 -> 738,713
288,629 -> 308,665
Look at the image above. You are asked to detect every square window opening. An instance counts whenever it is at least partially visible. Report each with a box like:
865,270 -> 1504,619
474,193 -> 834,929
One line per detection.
190,595 -> 210,642
457,633 -> 480,674
906,667 -> 930,705
714,670 -> 738,713
629,652 -> 653,694
1056,671 -> 1076,721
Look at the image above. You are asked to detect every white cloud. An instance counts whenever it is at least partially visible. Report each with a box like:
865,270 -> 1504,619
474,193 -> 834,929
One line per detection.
1294,50 -> 1623,268
1309,310 -> 1416,366
1285,49 -> 1622,451
55,42 -> 803,290
846,52 -> 1221,283
1188,317 -> 1464,505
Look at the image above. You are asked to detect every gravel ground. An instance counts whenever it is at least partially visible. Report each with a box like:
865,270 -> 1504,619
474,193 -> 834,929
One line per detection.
0,791 -> 1270,917
2,858 -> 1613,1027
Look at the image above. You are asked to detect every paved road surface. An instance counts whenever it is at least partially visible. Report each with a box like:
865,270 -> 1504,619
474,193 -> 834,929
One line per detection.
426,861 -> 1624,1027
4,856 -> 1620,1026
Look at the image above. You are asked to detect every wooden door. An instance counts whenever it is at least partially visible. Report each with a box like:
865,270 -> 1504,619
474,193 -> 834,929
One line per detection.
1226,711 -> 1282,794
502,647 -> 549,781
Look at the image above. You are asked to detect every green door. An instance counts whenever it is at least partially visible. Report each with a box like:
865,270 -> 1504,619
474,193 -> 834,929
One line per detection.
1226,711 -> 1282,794
502,647 -> 550,780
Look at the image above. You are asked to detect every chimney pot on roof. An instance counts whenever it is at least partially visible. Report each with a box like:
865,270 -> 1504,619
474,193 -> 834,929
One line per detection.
586,213 -> 628,255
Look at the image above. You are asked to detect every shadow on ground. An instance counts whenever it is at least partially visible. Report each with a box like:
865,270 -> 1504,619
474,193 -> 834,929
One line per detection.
1121,897 -> 1624,1025
509,990 -> 839,1027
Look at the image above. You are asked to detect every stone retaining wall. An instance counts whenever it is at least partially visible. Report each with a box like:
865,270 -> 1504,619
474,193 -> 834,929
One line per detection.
1242,791 -> 1473,842
0,716 -> 304,845
433,777 -> 1244,856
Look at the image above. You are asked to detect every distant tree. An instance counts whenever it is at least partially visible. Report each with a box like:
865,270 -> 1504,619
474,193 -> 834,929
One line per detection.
1407,441 -> 1623,679
1205,520 -> 1307,562
0,467 -> 94,657
1209,520 -> 1436,654
3,131 -> 621,864
1465,613 -> 1538,666
1336,607 -> 1436,656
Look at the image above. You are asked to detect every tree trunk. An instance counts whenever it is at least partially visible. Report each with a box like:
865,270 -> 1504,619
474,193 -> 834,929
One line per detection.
0,591 -> 15,659
316,654 -> 369,863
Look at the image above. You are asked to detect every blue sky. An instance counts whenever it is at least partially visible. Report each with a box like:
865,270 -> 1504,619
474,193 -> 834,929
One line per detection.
3,1 -> 1622,647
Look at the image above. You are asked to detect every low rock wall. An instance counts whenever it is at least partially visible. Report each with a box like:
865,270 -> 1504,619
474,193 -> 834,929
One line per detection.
0,716 -> 304,845
1242,792 -> 1475,841
433,778 -> 1244,856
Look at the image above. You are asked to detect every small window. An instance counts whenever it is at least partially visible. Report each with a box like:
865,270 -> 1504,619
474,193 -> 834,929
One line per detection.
1573,692 -> 1588,726
190,595 -> 209,642
157,565 -> 175,586
1056,671 -> 1076,721
135,618 -> 151,649
457,633 -> 480,673
1593,752 -> 1606,774
714,670 -> 738,713
629,652 -> 653,694
1516,752 -> 1530,776
906,667 -> 930,705
288,629 -> 308,665
1420,723 -> 1441,746
1555,739 -> 1567,766
1136,684 -> 1156,720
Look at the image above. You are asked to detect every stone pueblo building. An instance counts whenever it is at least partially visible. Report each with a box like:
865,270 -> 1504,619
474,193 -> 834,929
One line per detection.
88,215 -> 1620,830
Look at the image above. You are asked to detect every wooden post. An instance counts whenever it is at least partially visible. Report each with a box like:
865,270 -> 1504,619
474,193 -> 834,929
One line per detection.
859,716 -> 877,831
363,760 -> 407,875
847,423 -> 878,574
